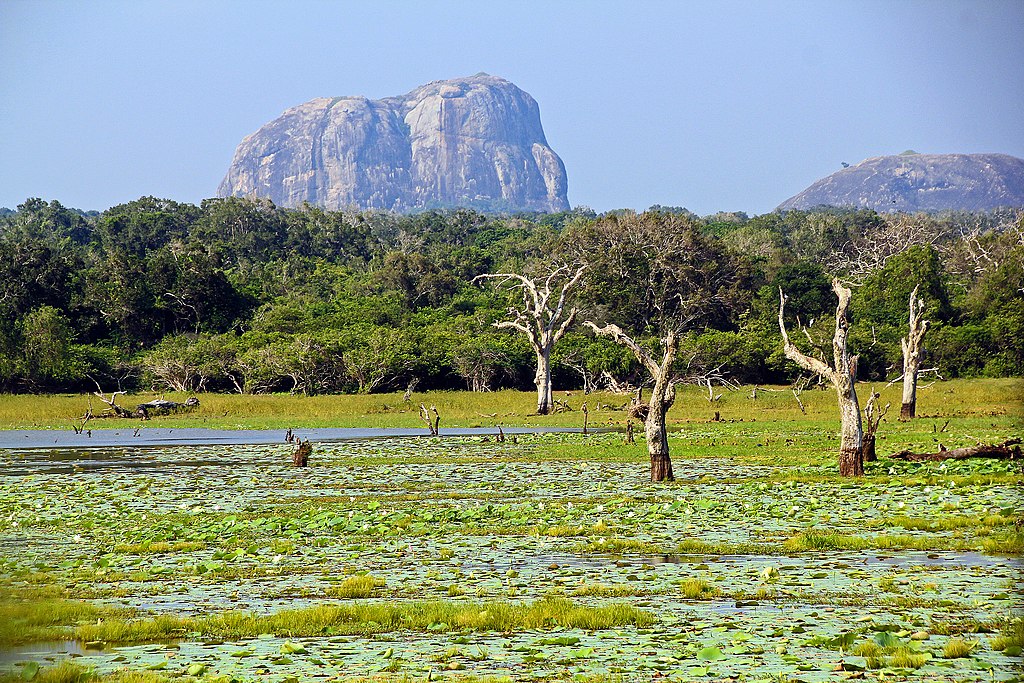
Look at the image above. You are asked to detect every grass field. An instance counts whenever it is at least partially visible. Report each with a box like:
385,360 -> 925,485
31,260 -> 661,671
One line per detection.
0,378 -> 1020,431
0,378 -> 1021,682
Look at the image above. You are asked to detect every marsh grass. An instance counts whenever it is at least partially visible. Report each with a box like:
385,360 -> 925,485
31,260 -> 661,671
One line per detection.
3,378 -> 1018,430
326,574 -> 385,598
0,594 -> 128,647
678,578 -> 719,599
570,583 -> 651,598
113,541 -> 205,554
854,639 -> 928,670
990,619 -> 1024,653
879,514 -> 1020,533
782,529 -> 986,553
0,661 -> 98,683
584,527 -> 1018,557
942,637 -> 978,658
73,598 -> 654,644
0,662 -> 521,683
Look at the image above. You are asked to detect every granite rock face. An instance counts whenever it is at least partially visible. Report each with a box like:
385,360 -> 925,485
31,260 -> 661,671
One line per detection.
218,74 -> 569,213
778,153 -> 1024,213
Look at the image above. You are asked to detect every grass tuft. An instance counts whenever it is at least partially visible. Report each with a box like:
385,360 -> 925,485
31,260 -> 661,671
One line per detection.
326,574 -> 385,598
679,578 -> 720,599
943,637 -> 978,659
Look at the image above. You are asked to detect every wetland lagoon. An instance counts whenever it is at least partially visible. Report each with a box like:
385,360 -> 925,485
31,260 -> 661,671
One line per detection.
1,381 -> 1021,682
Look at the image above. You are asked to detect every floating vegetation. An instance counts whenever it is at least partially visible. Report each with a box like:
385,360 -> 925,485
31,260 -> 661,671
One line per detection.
1,398 -> 1021,681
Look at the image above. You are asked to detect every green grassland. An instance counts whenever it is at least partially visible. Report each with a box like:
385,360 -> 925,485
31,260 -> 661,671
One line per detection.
1,378 -> 1020,432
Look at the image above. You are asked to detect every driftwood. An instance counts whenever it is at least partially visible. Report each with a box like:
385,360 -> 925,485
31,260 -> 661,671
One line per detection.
292,440 -> 312,467
888,439 -> 1021,462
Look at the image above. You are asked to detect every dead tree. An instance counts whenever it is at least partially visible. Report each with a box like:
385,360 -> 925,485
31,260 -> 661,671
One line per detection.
420,403 -> 440,436
899,285 -> 930,420
889,438 -> 1020,462
791,374 -> 810,414
91,380 -> 132,418
862,389 -> 889,463
779,280 -> 865,476
474,265 -> 586,415
586,322 -> 678,482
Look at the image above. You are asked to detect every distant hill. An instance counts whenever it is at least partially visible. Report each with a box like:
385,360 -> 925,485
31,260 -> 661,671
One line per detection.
777,152 -> 1024,213
218,74 -> 569,213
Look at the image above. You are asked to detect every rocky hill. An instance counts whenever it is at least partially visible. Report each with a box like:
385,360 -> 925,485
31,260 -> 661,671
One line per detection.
777,152 -> 1024,213
217,74 -> 569,213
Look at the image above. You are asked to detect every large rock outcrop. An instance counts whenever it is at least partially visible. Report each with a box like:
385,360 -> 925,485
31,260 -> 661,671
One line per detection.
778,152 -> 1024,213
218,74 -> 569,213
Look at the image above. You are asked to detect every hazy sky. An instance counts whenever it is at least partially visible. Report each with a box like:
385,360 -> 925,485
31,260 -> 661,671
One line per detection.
1,0 -> 1022,215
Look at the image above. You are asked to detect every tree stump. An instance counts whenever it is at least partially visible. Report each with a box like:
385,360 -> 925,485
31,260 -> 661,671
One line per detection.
292,440 -> 312,467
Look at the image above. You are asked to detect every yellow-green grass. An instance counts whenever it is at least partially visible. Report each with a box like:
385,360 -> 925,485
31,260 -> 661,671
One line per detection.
112,541 -> 206,554
0,662 -> 167,683
0,662 -> 523,683
0,593 -> 129,647
72,597 -> 654,644
942,637 -> 979,658
325,574 -> 386,598
2,378 -> 1019,430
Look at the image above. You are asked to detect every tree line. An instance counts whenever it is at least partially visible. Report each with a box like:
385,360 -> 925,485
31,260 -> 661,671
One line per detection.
1,196 -> 1021,400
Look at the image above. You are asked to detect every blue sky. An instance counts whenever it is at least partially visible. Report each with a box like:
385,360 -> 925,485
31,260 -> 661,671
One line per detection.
1,0 -> 1021,215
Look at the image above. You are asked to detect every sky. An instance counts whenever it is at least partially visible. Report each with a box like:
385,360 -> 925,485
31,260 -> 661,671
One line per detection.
1,0 -> 1022,216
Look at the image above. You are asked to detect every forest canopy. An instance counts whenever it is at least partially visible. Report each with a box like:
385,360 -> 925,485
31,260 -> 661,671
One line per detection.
0,196 -> 1021,394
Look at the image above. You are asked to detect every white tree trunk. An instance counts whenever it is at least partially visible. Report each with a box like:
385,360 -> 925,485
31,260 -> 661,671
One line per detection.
900,285 -> 929,420
535,348 -> 553,415
779,280 -> 864,476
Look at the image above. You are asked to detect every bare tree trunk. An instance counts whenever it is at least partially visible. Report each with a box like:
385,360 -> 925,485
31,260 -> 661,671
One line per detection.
646,379 -> 676,482
536,349 -> 553,415
779,280 -> 865,476
837,390 -> 864,476
900,285 -> 930,420
586,322 -> 678,482
862,389 -> 889,463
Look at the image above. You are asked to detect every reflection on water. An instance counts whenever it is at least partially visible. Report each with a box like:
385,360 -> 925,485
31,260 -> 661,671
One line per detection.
0,641 -> 87,664
0,427 -> 592,476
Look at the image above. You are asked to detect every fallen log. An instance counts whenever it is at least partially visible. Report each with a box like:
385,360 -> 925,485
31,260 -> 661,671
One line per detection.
135,397 -> 200,418
888,438 -> 1021,462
